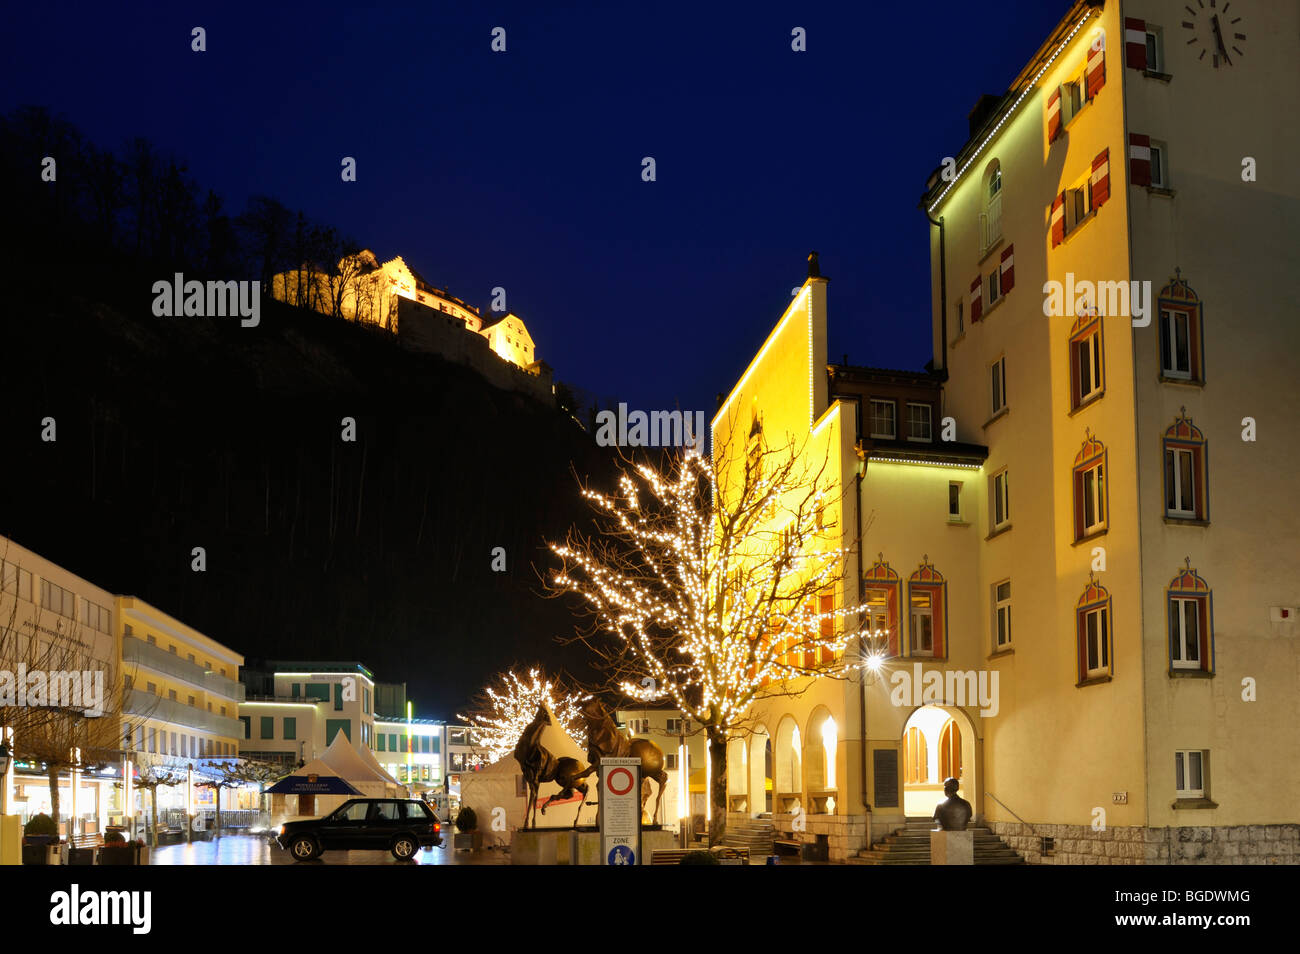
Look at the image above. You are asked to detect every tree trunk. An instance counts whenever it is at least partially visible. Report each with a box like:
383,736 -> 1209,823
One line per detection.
47,764 -> 61,831
149,788 -> 159,847
214,786 -> 222,835
707,727 -> 727,848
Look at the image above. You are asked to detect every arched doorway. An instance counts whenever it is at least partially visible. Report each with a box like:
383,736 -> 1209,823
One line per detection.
900,705 -> 976,819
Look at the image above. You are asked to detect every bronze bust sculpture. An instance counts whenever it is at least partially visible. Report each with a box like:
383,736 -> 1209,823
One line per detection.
932,777 -> 972,831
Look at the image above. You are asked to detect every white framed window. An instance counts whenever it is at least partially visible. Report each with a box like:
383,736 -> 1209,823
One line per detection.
990,356 -> 1007,416
1072,326 -> 1103,407
906,403 -> 932,442
1149,140 -> 1168,188
954,300 -> 964,341
1065,183 -> 1091,233
1083,606 -> 1109,677
1079,461 -> 1106,536
994,580 -> 1012,649
1165,447 -> 1196,516
987,266 -> 1002,306
39,579 -> 75,618
1060,80 -> 1084,125
1145,27 -> 1164,73
909,592 -> 934,657
991,469 -> 1010,531
948,482 -> 963,522
1169,598 -> 1202,669
1160,308 -> 1193,378
870,399 -> 897,439
1175,750 -> 1205,798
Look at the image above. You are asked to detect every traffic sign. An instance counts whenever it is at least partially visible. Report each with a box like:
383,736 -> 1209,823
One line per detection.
598,757 -> 641,866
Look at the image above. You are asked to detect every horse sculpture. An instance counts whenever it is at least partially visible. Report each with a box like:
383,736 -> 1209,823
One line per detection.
576,698 -> 670,826
513,705 -> 589,830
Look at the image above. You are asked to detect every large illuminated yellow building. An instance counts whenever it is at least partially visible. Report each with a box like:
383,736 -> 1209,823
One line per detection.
719,0 -> 1299,864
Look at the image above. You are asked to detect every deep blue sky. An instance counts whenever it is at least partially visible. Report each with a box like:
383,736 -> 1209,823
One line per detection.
2,1 -> 1066,417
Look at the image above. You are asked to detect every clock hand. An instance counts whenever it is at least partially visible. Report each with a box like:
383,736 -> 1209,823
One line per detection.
1211,15 -> 1233,65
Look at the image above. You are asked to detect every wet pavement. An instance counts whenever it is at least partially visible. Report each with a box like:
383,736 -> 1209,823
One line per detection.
150,833 -> 511,865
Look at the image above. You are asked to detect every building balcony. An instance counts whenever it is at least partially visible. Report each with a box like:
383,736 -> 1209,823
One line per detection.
122,635 -> 243,701
123,688 -> 245,738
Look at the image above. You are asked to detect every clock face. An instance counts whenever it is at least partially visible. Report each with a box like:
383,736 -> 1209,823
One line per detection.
1183,0 -> 1247,69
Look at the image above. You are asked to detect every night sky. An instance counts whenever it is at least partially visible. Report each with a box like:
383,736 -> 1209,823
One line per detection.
2,1 -> 1066,418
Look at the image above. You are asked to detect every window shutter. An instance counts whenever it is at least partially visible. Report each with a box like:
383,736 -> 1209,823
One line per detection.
1047,87 -> 1062,142
1091,149 -> 1110,208
999,244 -> 1015,294
1051,193 -> 1065,247
1197,599 -> 1210,670
932,588 -> 945,658
1085,35 -> 1106,98
1077,612 -> 1089,682
970,275 -> 983,322
1124,18 -> 1147,70
1129,134 -> 1152,187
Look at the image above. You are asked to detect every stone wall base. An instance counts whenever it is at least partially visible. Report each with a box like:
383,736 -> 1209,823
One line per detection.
990,821 -> 1300,865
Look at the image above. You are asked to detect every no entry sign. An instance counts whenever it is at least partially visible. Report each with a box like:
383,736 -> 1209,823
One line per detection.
598,757 -> 642,866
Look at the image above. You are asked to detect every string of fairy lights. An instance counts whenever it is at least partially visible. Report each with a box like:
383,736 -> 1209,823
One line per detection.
459,668 -> 590,764
551,446 -> 886,733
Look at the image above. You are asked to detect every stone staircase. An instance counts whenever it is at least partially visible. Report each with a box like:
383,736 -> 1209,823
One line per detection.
849,817 -> 1025,865
722,818 -> 776,857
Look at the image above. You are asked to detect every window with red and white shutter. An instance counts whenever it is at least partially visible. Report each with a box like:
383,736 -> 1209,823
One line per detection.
1051,193 -> 1065,247
970,276 -> 983,322
999,245 -> 1015,294
1124,18 -> 1147,70
1085,34 -> 1106,98
1090,149 -> 1110,208
1129,134 -> 1152,186
1047,88 -> 1062,142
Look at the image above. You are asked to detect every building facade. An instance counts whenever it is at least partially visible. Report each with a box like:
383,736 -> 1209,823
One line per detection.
717,0 -> 1299,865
238,660 -> 377,761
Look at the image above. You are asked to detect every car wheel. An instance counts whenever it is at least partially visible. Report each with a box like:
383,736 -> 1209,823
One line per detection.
391,836 -> 417,861
289,835 -> 319,861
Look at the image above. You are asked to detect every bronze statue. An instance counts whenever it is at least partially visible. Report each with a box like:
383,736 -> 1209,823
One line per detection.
932,777 -> 972,831
513,706 -> 589,830
575,699 -> 669,826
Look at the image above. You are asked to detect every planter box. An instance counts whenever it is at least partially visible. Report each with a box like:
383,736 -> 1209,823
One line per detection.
22,844 -> 60,865
100,844 -> 148,866
67,847 -> 97,866
453,831 -> 483,851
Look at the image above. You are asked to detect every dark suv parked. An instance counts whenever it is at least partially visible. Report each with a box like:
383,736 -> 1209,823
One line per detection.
277,798 -> 443,861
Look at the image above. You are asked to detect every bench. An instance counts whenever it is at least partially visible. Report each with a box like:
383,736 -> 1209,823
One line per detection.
68,833 -> 104,866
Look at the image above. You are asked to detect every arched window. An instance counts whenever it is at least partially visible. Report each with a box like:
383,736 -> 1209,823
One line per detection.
1076,578 -> 1113,684
1069,308 -> 1104,409
939,719 -> 962,781
1072,431 -> 1108,540
903,726 -> 929,784
863,555 -> 901,657
1168,560 -> 1213,673
1158,270 -> 1205,384
981,159 -> 1003,253
1163,410 -> 1208,522
907,558 -> 948,658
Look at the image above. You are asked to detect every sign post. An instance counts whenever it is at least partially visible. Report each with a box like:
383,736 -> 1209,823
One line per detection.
598,757 -> 641,866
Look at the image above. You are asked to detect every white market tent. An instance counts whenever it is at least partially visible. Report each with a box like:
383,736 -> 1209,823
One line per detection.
458,707 -> 597,845
266,731 -> 407,823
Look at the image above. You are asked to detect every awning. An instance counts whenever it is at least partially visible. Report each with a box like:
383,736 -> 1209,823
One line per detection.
265,775 -> 361,795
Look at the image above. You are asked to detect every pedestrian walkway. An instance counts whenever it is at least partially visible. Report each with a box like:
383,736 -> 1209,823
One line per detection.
150,834 -> 510,865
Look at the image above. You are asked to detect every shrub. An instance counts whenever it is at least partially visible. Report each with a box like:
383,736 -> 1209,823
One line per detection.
104,830 -> 126,844
679,850 -> 720,865
24,813 -> 58,838
455,807 -> 478,832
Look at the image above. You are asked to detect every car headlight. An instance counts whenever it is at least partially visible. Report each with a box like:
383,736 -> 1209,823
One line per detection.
278,825 -> 285,837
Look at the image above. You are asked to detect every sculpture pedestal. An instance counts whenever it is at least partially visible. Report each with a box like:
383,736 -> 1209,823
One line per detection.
511,830 -> 559,865
930,830 -> 974,865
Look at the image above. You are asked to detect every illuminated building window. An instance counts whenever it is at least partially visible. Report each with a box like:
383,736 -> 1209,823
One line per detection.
1167,561 -> 1213,673
862,556 -> 901,658
1069,311 -> 1104,409
1072,432 -> 1108,540
1075,579 -> 1112,683
1163,411 -> 1208,521
907,559 -> 947,658
869,400 -> 896,439
1175,750 -> 1207,798
993,580 -> 1012,650
948,482 -> 963,522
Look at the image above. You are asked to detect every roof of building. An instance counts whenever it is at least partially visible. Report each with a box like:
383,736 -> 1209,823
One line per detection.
829,363 -> 943,386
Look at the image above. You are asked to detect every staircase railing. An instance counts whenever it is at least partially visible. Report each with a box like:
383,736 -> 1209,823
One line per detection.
984,792 -> 1040,839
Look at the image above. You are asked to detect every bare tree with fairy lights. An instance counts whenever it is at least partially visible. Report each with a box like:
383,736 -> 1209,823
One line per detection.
548,432 -> 871,847
459,667 -> 590,764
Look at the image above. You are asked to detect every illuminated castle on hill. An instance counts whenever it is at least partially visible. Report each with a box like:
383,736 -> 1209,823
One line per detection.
271,251 -> 551,401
